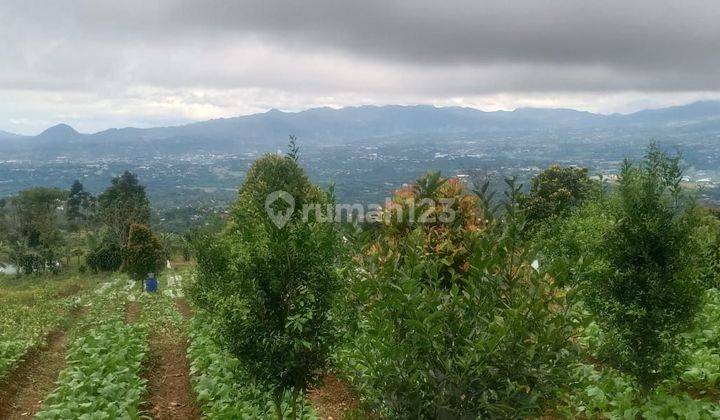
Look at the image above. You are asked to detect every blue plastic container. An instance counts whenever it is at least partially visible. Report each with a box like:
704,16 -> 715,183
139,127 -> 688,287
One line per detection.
145,274 -> 158,293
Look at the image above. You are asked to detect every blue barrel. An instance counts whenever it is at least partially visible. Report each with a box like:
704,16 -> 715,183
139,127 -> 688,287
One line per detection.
145,274 -> 158,293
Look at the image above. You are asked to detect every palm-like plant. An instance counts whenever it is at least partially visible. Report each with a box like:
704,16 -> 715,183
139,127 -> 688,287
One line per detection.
159,232 -> 180,261
0,241 -> 8,269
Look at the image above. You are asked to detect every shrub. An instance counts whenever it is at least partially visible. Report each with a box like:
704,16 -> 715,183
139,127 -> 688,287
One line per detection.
529,192 -> 615,287
521,164 -> 595,226
337,174 -> 575,418
192,149 -> 340,419
697,210 -> 720,289
586,144 -> 705,390
123,223 -> 165,280
86,242 -> 123,273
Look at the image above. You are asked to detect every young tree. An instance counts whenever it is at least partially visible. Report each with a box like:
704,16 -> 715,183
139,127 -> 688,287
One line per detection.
587,144 -> 705,390
193,148 -> 339,419
521,164 -> 594,225
158,232 -> 180,261
97,171 -> 150,247
0,197 -> 7,238
123,223 -> 165,281
0,246 -> 7,270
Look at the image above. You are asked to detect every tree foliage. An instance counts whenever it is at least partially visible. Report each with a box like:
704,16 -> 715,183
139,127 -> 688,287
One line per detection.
192,150 -> 339,419
66,180 -> 96,226
97,171 -> 150,248
521,164 -> 594,225
2,187 -> 67,273
337,174 -> 575,418
86,238 -> 123,273
586,144 -> 705,390
123,223 -> 165,280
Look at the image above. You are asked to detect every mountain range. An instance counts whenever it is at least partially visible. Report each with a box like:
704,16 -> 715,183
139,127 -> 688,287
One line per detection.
2,100 -> 720,160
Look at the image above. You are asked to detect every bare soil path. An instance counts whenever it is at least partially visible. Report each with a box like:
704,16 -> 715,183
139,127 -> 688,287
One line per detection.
308,374 -> 361,420
125,300 -> 141,324
144,297 -> 199,420
175,298 -> 194,319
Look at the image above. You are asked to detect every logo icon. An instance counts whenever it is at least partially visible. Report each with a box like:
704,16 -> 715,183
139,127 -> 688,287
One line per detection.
265,190 -> 295,228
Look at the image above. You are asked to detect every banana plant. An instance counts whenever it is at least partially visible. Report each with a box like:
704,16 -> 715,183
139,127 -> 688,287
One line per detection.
0,241 -> 7,269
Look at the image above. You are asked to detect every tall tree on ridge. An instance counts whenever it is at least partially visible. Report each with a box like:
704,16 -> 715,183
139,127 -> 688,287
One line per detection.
97,171 -> 150,248
66,179 -> 95,226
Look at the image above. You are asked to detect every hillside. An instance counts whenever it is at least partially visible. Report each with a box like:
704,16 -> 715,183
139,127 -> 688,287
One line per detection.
2,101 -> 720,160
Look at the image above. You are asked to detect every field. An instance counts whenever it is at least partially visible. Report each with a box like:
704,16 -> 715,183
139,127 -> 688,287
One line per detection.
0,267 -> 718,419
1,150 -> 720,419
0,267 -> 359,419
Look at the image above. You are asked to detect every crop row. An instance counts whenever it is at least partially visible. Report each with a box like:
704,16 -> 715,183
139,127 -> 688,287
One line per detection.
35,276 -> 149,419
0,275 -> 91,380
135,273 -> 187,332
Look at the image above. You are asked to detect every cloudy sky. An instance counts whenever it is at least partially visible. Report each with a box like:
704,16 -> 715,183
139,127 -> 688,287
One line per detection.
2,0 -> 720,134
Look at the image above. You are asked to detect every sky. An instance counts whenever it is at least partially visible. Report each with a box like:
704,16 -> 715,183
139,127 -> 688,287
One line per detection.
1,0 -> 720,135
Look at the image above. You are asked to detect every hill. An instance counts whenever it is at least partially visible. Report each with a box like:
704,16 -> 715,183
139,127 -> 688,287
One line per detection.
2,100 -> 720,160
0,129 -> 24,141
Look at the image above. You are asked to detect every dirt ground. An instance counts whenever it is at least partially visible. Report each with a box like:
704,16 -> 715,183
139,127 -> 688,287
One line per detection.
125,300 -> 141,324
145,331 -> 200,420
308,374 -> 361,420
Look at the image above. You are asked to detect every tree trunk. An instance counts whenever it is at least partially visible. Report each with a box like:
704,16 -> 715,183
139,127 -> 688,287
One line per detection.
274,390 -> 284,420
289,388 -> 300,420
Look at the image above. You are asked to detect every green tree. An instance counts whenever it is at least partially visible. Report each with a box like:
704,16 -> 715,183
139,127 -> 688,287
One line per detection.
192,150 -> 340,419
5,187 -> 67,273
86,237 -> 123,273
66,180 -> 95,227
0,240 -> 10,271
97,171 -> 150,248
123,223 -> 165,281
587,144 -> 705,390
0,197 -> 8,240
521,164 -> 595,225
699,216 -> 720,289
179,233 -> 192,261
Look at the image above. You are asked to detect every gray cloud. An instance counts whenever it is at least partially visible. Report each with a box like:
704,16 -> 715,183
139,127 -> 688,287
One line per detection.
1,0 -> 719,133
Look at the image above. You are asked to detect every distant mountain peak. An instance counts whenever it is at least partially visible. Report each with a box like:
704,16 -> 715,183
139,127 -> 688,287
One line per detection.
41,123 -> 78,134
37,123 -> 82,140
